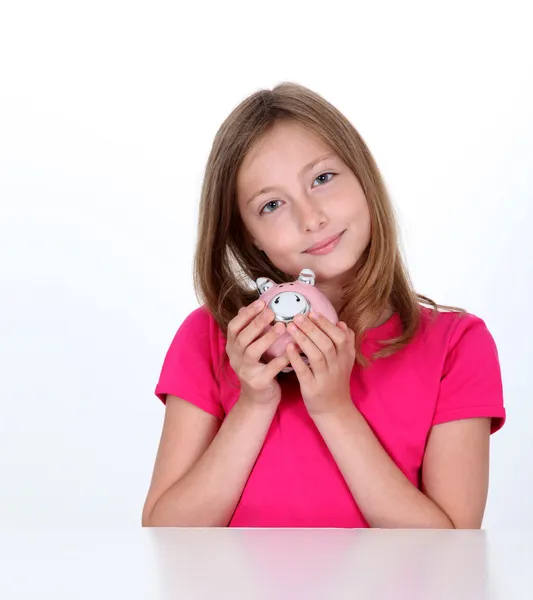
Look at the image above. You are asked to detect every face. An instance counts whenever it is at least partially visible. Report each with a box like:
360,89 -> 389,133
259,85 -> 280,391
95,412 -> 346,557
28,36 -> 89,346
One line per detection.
236,120 -> 371,305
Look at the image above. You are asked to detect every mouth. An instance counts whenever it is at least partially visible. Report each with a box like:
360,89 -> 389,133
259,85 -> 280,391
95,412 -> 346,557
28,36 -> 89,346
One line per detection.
303,230 -> 346,254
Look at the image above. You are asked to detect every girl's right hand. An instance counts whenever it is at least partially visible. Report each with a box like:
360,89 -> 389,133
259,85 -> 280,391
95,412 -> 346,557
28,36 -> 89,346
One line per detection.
225,300 -> 290,406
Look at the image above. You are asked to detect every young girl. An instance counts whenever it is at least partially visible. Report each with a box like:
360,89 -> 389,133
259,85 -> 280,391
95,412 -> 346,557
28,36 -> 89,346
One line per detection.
142,82 -> 506,528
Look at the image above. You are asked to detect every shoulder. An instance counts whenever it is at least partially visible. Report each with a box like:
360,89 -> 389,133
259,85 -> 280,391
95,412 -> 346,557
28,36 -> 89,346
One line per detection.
417,306 -> 498,359
173,305 -> 224,344
157,306 -> 216,364
154,305 -> 227,416
179,305 -> 219,332
167,305 -> 228,362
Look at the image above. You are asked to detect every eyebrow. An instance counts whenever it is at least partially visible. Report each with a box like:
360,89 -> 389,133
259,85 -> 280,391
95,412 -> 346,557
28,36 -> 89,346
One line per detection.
245,153 -> 336,206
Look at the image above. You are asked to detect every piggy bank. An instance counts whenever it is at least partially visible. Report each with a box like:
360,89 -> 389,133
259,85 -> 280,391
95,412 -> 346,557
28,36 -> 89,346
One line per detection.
255,268 -> 339,373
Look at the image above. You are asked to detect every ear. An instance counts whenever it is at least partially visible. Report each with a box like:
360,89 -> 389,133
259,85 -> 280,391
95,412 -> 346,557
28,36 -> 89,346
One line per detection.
298,268 -> 316,286
256,277 -> 274,294
253,239 -> 262,251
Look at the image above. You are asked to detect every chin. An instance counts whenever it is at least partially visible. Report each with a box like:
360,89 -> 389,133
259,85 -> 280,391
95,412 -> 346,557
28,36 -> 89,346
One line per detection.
302,255 -> 359,282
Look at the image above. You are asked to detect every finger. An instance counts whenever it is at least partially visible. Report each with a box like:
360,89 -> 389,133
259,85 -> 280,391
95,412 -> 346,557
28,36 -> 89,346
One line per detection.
309,312 -> 347,347
286,343 -> 313,382
294,315 -> 337,362
290,315 -> 337,368
287,322 -> 326,372
227,300 -> 265,342
338,321 -> 356,341
263,351 -> 292,379
338,323 -> 355,358
244,321 -> 286,363
236,307 -> 276,350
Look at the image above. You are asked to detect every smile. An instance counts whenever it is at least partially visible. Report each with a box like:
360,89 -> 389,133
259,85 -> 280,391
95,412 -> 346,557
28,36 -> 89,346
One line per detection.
303,230 -> 346,255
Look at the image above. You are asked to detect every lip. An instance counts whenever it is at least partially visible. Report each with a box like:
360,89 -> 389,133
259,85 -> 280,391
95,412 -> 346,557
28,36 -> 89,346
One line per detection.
304,230 -> 345,254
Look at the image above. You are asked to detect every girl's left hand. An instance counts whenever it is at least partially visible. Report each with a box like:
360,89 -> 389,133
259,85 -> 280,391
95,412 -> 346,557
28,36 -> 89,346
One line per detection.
286,311 -> 356,418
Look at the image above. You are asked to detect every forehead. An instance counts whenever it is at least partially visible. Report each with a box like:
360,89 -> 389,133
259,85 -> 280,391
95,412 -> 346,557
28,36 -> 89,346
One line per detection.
237,121 -> 335,191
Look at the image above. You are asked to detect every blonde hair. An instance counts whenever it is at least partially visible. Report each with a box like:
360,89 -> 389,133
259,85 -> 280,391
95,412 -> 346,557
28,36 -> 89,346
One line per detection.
193,82 -> 463,367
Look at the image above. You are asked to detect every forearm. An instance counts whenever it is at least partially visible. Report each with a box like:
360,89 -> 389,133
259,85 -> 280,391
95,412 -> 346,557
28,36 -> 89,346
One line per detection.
148,396 -> 277,527
313,402 -> 454,529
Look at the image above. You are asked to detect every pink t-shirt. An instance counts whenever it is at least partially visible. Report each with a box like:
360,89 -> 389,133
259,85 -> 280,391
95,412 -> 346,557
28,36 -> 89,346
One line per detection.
154,305 -> 506,528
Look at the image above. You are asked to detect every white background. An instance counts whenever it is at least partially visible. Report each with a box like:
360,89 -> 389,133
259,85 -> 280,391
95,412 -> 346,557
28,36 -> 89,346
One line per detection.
0,0 -> 531,528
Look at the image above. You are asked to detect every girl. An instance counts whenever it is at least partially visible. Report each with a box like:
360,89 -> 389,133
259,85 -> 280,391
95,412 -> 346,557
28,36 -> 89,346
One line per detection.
142,82 -> 506,528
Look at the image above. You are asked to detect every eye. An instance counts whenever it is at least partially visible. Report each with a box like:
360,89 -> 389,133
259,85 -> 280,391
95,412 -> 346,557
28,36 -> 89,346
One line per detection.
260,200 -> 282,214
313,172 -> 335,187
259,172 -> 335,214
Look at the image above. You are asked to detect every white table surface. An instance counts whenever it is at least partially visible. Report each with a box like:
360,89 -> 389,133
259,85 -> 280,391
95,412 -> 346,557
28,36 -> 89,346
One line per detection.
0,528 -> 530,599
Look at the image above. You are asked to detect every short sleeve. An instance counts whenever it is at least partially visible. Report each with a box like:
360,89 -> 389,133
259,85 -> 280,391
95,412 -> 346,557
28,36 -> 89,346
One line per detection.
154,307 -> 224,419
432,314 -> 506,434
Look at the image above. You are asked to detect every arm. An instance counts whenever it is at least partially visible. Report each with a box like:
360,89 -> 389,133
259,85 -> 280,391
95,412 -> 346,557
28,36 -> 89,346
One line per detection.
313,405 -> 491,529
142,393 -> 278,527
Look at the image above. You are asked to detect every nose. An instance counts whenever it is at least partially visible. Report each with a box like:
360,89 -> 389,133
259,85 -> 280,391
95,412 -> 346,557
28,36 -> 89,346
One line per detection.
296,198 -> 328,232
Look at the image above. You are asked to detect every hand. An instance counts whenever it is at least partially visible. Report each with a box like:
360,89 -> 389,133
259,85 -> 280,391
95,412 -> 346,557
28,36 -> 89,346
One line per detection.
226,300 -> 291,406
286,311 -> 356,418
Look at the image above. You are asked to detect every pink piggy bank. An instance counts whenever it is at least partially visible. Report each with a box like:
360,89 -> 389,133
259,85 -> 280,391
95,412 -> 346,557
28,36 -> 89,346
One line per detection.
255,268 -> 339,373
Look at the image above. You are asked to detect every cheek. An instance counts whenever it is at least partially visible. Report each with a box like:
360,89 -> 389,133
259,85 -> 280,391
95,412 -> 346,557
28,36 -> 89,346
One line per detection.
344,196 -> 371,240
265,235 -> 294,257
250,231 -> 281,257
354,205 -> 371,238
256,218 -> 294,248
355,202 -> 371,226
346,190 -> 370,222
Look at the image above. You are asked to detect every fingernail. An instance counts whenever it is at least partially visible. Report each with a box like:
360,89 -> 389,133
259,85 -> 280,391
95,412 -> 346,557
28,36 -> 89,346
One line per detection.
254,300 -> 264,310
309,311 -> 319,320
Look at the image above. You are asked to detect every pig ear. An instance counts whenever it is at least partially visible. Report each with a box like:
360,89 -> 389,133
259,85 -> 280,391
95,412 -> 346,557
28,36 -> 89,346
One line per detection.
298,269 -> 315,286
256,277 -> 274,294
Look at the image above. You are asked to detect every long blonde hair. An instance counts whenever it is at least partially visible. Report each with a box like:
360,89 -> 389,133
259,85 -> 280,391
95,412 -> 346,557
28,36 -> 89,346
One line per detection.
193,82 -> 463,367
